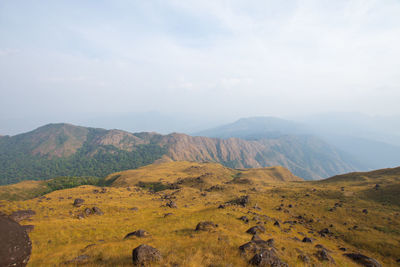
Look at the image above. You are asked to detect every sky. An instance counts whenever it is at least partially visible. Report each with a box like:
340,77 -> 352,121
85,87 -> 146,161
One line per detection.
1,0 -> 400,135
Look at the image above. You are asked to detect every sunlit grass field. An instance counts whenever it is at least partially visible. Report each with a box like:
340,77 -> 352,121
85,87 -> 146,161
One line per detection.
1,162 -> 399,266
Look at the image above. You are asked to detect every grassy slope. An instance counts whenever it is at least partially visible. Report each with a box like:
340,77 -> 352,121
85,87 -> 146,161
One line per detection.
0,163 -> 399,266
0,180 -> 49,201
106,161 -> 302,188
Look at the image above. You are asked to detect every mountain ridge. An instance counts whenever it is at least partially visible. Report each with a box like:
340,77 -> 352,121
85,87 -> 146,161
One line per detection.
0,122 -> 362,184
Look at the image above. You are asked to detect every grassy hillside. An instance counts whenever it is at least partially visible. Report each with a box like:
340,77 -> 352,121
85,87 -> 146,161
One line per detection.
0,163 -> 399,266
106,161 -> 302,188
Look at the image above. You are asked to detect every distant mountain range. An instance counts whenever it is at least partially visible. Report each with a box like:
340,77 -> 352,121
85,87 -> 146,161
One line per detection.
0,121 -> 366,184
195,116 -> 400,172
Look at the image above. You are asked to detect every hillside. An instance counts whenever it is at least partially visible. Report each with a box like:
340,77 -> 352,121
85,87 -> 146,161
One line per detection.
0,164 -> 399,266
318,167 -> 400,206
0,123 -> 362,184
106,161 -> 302,188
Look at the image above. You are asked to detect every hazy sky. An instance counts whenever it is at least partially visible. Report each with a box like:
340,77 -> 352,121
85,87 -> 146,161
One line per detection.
1,0 -> 400,134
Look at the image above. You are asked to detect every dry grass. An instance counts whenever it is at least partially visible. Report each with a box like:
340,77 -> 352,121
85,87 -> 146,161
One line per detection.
0,162 -> 399,266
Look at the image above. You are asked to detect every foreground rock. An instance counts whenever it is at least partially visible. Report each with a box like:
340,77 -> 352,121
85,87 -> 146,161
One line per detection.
344,253 -> 382,267
9,209 -> 36,222
195,221 -> 218,231
132,244 -> 162,265
0,215 -> 32,266
249,249 -> 288,266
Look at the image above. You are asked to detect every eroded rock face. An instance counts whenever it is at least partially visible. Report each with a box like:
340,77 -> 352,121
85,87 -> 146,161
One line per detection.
132,244 -> 162,265
344,253 -> 382,267
0,215 -> 32,267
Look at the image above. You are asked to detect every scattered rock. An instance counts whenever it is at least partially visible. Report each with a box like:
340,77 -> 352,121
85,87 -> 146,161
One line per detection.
318,228 -> 331,237
164,213 -> 173,217
273,221 -> 280,227
73,199 -> 85,207
92,207 -> 104,215
166,201 -> 178,208
302,237 -> 312,243
0,215 -> 32,267
249,249 -> 288,267
298,254 -> 310,263
195,221 -> 218,231
315,249 -> 335,263
339,247 -> 347,251
239,216 -> 249,223
77,213 -> 85,219
124,230 -> 150,239
252,234 -> 263,241
218,204 -> 226,209
246,225 -> 266,235
84,208 -> 93,216
374,184 -> 380,190
362,209 -> 368,214
132,244 -> 162,265
228,195 -> 249,207
9,210 -> 36,222
130,207 -> 139,211
344,253 -> 382,267
239,239 -> 275,255
315,244 -> 330,252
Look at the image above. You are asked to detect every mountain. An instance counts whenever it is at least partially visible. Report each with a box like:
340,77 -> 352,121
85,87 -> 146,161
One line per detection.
0,123 -> 362,184
193,116 -> 307,139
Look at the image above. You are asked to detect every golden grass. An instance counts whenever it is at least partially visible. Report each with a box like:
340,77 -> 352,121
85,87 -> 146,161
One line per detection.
0,162 -> 399,266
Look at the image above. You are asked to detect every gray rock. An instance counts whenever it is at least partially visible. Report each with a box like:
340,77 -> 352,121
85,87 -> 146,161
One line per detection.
132,244 -> 162,265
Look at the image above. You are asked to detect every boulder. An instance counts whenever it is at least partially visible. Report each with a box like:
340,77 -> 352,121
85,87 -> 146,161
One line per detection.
73,198 -> 85,207
92,207 -> 104,215
228,195 -> 249,207
315,249 -> 335,263
302,237 -> 312,243
124,230 -> 150,239
84,208 -> 93,216
132,244 -> 162,265
0,215 -> 32,266
195,221 -> 218,231
166,201 -> 177,208
246,225 -> 266,235
249,249 -> 288,266
239,239 -> 275,255
344,253 -> 382,267
239,216 -> 249,223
